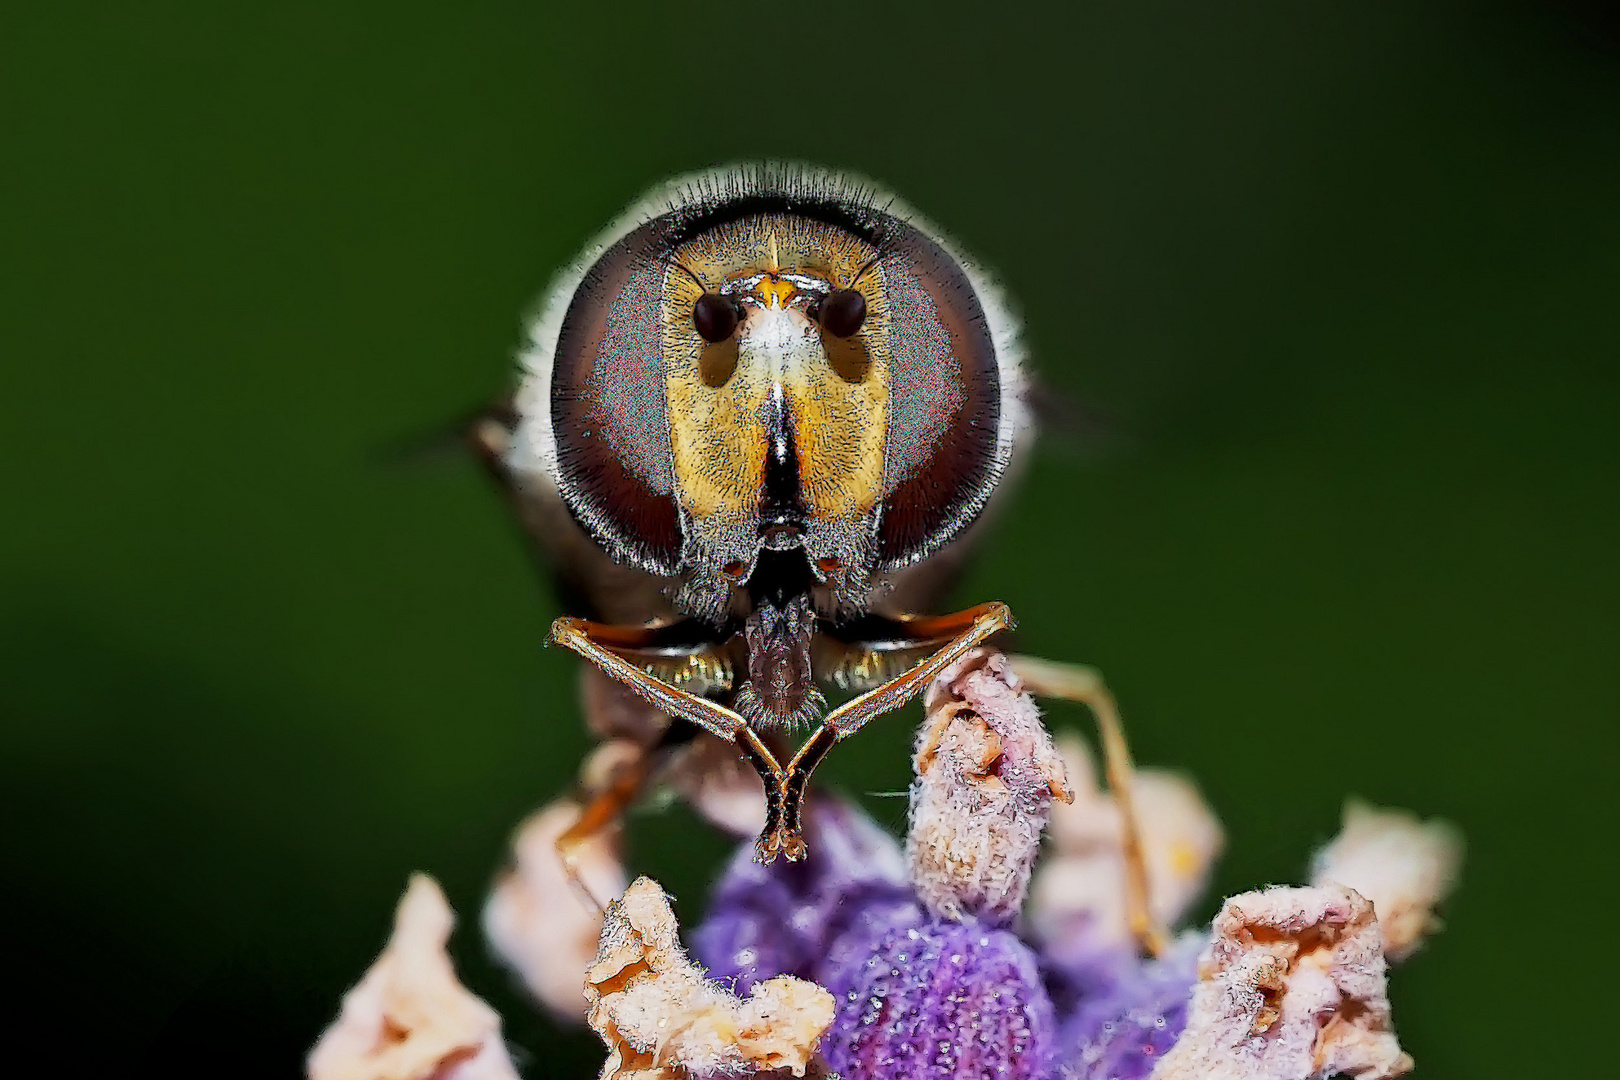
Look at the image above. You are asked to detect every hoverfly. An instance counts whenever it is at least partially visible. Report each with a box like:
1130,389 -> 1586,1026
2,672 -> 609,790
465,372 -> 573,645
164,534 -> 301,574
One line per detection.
473,164 -> 1156,943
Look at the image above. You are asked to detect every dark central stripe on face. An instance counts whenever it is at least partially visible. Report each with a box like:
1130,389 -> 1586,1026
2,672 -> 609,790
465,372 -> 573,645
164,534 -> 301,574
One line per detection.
760,382 -> 806,528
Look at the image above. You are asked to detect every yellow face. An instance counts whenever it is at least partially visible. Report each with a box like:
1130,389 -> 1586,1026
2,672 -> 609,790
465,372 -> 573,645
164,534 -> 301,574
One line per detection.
662,216 -> 889,559
537,167 -> 1013,624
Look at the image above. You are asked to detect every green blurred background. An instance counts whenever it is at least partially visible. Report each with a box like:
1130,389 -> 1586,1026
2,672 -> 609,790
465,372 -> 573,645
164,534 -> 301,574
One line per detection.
3,2 -> 1617,1076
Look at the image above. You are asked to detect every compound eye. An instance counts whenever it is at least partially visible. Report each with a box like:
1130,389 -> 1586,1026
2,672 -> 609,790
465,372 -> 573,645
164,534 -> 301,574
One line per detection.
818,287 -> 867,338
693,291 -> 740,342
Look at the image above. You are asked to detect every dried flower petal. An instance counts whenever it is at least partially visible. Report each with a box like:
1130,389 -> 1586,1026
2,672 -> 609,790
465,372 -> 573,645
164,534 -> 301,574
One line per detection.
1310,799 -> 1463,962
1030,733 -> 1224,950
1150,885 -> 1412,1080
820,917 -> 1056,1080
308,875 -> 518,1080
694,799 -> 915,994
484,799 -> 627,1022
588,876 -> 834,1080
908,649 -> 1070,924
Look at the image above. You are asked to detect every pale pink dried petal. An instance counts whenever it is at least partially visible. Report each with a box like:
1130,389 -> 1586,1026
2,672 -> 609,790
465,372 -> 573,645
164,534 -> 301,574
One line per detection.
665,732 -> 770,838
579,739 -> 645,796
581,665 -> 671,742
907,649 -> 1069,924
588,876 -> 834,1080
308,875 -> 518,1080
483,799 -> 627,1023
1031,734 -> 1223,948
1150,885 -> 1412,1080
1310,799 -> 1463,962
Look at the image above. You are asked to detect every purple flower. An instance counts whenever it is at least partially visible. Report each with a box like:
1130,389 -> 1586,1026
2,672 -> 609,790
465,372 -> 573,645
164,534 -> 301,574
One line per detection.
460,646 -> 1461,1080
1055,936 -> 1199,1080
680,651 -> 1459,1080
820,917 -> 1056,1080
692,799 -> 918,995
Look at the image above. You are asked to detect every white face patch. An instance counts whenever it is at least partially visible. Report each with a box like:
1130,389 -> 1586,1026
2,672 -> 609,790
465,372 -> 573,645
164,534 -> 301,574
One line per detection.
739,305 -> 822,381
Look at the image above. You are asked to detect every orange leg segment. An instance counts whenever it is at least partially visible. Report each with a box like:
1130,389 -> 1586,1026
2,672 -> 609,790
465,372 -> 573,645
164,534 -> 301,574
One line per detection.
1007,655 -> 1168,959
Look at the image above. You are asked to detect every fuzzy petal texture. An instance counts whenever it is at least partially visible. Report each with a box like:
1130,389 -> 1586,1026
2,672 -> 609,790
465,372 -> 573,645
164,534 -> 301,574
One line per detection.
1149,885 -> 1411,1080
1310,799 -> 1463,962
588,876 -> 834,1080
1030,733 -> 1223,951
908,650 -> 1070,925
308,875 -> 518,1080
484,798 -> 627,1023
820,918 -> 1057,1080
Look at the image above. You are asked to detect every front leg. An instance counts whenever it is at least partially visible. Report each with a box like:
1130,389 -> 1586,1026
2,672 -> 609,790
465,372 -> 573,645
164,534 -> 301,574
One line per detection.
547,617 -> 788,859
774,602 -> 1016,858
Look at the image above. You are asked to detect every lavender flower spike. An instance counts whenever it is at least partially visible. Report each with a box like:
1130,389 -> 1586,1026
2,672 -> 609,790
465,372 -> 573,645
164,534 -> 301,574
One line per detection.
823,918 -> 1056,1079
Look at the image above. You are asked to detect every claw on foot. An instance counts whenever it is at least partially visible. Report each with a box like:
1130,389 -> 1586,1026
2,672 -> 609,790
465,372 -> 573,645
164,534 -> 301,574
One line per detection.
753,826 -> 809,865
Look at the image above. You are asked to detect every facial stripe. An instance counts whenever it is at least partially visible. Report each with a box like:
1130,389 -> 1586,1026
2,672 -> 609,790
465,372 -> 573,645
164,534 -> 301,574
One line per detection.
663,216 -> 889,542
760,380 -> 805,524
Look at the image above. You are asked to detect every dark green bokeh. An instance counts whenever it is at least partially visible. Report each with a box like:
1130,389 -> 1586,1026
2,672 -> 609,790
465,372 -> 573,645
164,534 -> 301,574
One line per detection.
3,2 -> 1617,1077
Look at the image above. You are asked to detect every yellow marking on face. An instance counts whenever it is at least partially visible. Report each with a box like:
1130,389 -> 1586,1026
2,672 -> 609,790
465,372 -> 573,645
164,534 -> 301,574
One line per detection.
665,269 -> 768,526
786,312 -> 887,521
752,278 -> 797,309
661,214 -> 893,534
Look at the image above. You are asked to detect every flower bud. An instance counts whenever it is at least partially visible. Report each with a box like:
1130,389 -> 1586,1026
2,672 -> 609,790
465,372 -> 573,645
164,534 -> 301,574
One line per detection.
482,798 -> 626,1022
1310,799 -> 1462,962
907,650 -> 1070,925
309,875 -> 518,1080
1151,885 -> 1412,1080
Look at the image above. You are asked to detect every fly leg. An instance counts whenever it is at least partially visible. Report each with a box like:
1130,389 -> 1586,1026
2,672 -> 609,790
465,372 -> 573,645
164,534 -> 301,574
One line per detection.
551,740 -> 651,913
553,710 -> 720,913
1006,655 -> 1168,958
547,617 -> 787,863
772,602 -> 1015,863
